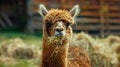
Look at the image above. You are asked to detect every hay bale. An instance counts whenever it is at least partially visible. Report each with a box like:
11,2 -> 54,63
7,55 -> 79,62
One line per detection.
70,32 -> 96,53
116,55 -> 120,67
10,44 -> 40,59
90,52 -> 113,67
0,38 -> 41,59
116,46 -> 120,55
70,32 -> 119,67
107,35 -> 120,44
116,46 -> 120,67
0,38 -> 25,55
0,56 -> 16,65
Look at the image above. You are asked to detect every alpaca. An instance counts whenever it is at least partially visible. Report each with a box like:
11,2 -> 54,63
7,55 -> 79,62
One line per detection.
38,4 -> 91,67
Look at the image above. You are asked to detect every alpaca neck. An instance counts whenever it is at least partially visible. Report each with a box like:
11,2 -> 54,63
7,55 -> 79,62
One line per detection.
41,36 -> 69,67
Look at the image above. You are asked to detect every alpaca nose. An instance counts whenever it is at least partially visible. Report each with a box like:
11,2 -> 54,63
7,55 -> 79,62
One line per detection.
55,28 -> 64,32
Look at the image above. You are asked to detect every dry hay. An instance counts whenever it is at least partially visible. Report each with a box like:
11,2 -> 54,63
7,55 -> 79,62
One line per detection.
116,55 -> 120,67
106,35 -> 120,44
89,52 -> 113,67
0,38 -> 41,59
70,32 -> 120,67
0,32 -> 120,67
0,56 -> 16,65
70,32 -> 96,53
116,46 -> 120,67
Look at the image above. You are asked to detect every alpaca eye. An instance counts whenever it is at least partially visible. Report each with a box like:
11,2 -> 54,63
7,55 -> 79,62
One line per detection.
66,23 -> 70,27
46,22 -> 52,27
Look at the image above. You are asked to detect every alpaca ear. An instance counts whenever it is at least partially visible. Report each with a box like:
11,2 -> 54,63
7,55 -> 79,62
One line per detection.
69,5 -> 80,17
38,4 -> 48,17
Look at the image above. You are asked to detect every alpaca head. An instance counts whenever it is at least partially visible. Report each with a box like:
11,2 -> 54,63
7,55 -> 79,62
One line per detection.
38,4 -> 79,38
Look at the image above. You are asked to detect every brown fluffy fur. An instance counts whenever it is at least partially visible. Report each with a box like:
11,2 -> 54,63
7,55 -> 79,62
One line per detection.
40,9 -> 91,67
44,9 -> 74,24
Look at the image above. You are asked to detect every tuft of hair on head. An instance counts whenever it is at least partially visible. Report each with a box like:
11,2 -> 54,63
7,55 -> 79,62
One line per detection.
69,5 -> 80,18
38,4 -> 48,17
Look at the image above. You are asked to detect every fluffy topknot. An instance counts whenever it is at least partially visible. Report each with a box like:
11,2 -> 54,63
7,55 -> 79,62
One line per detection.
44,9 -> 74,25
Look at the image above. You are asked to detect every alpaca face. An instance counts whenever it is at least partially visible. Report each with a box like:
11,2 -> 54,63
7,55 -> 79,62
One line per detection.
38,4 -> 80,37
45,20 -> 71,37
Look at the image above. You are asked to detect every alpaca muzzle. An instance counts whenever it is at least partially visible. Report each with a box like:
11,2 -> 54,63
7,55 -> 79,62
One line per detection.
55,21 -> 66,37
55,31 -> 65,37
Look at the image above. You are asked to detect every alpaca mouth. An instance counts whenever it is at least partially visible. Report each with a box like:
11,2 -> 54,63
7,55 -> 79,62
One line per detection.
55,31 -> 65,37
56,32 -> 63,36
